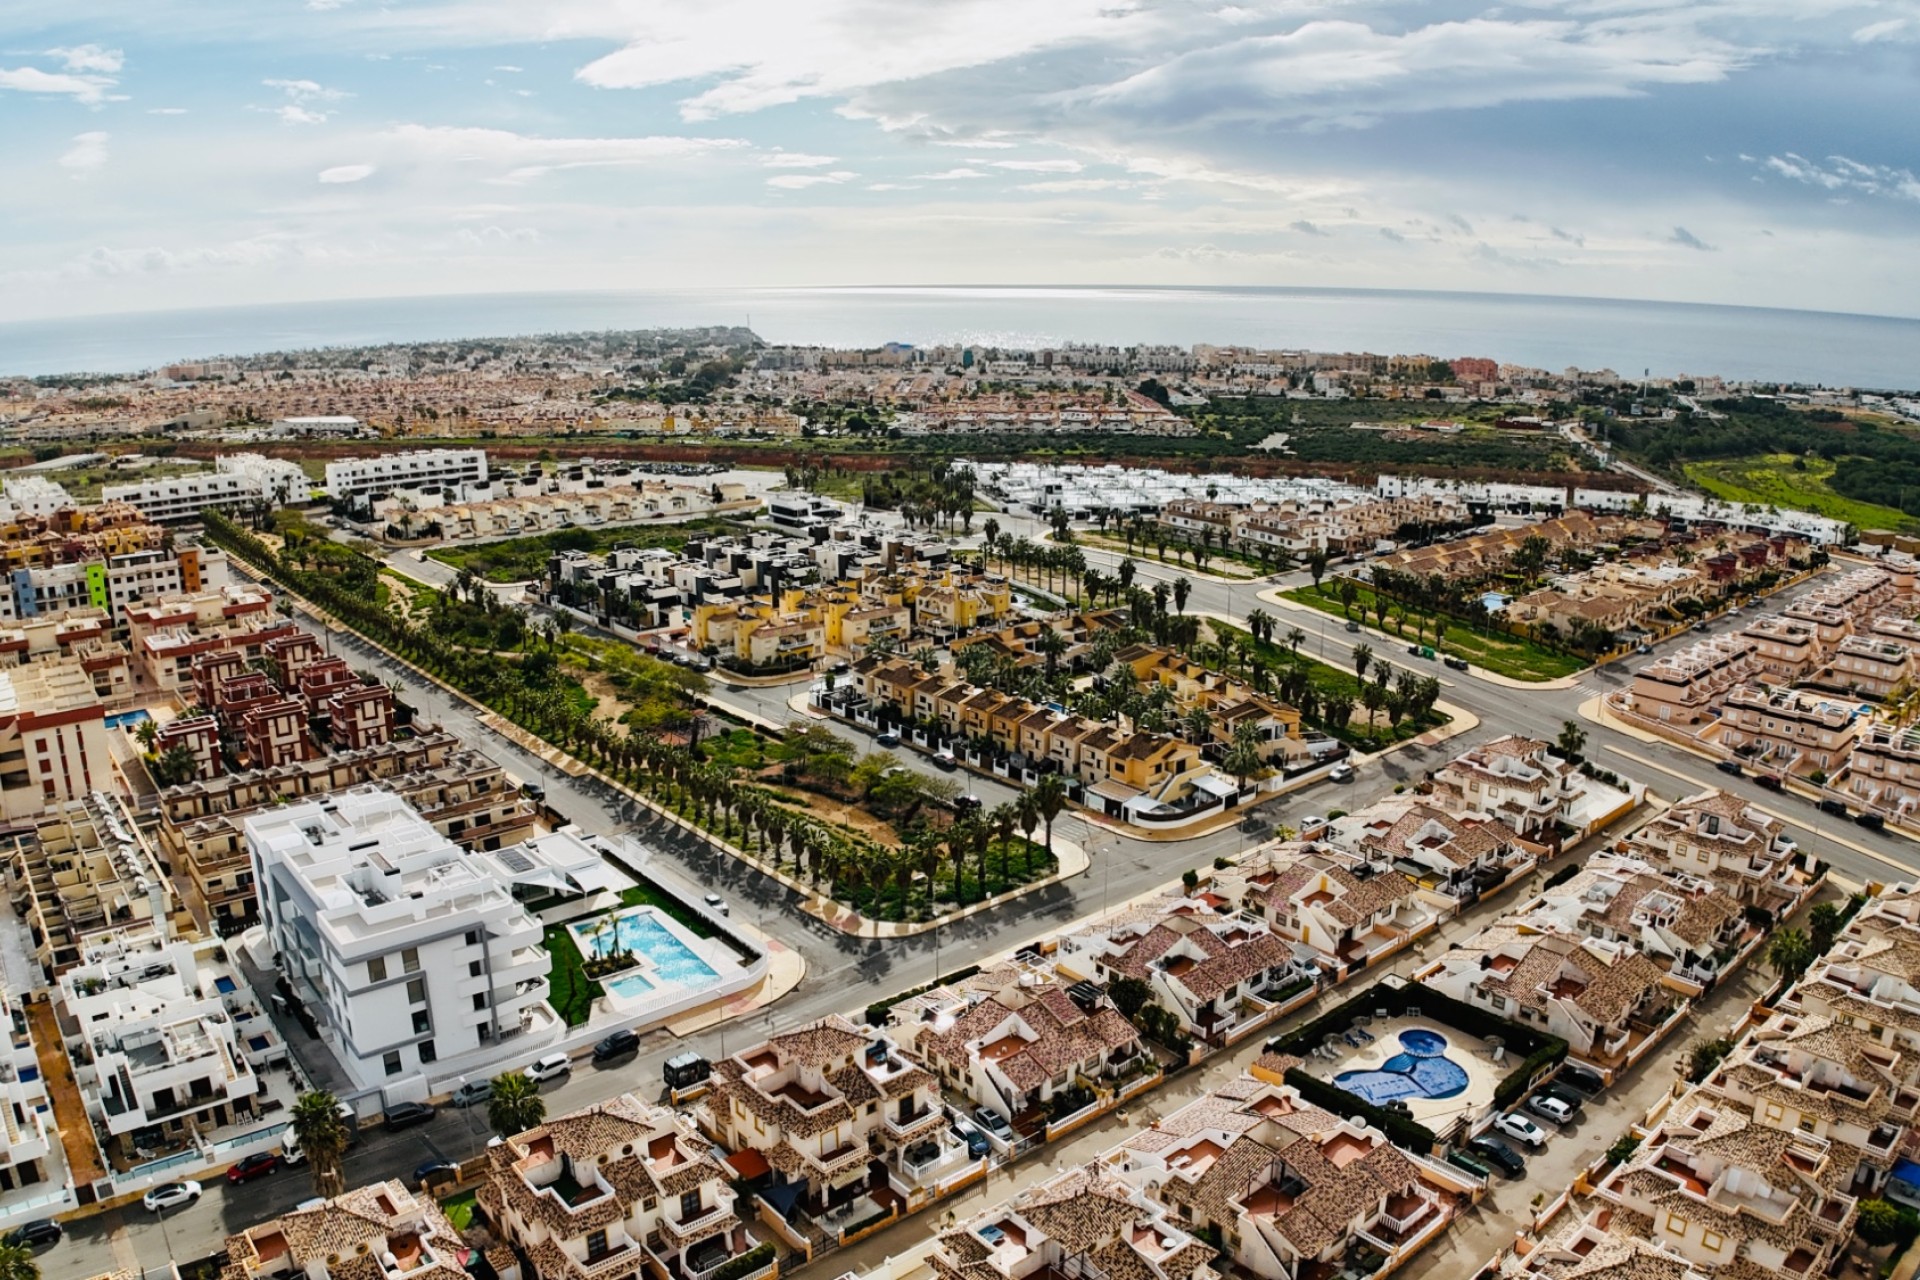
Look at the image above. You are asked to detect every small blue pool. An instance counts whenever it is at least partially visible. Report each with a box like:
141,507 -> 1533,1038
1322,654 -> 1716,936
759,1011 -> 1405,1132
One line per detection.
571,907 -> 720,991
105,710 -> 153,731
1335,1029 -> 1470,1105
214,976 -> 237,994
606,972 -> 657,999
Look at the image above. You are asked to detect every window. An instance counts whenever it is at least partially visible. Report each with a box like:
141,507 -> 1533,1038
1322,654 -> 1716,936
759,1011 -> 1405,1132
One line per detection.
368,957 -> 387,983
1798,1116 -> 1817,1134
401,947 -> 420,974
469,960 -> 483,978
419,1040 -> 436,1064
680,1191 -> 702,1219
1764,1102 -> 1785,1123
1664,1212 -> 1687,1236
465,930 -> 481,947
586,1230 -> 608,1260
383,1051 -> 403,1077
406,977 -> 428,1005
412,1010 -> 432,1035
473,993 -> 487,1011
1701,1231 -> 1723,1252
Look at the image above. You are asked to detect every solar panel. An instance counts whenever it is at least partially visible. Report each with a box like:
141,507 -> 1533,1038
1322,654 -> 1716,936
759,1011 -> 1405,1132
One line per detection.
494,847 -> 536,873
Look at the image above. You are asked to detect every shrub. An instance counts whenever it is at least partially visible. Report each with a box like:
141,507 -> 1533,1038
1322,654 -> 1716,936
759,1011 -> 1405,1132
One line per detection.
1543,863 -> 1582,890
1607,1135 -> 1642,1165
1284,1069 -> 1436,1154
711,1243 -> 778,1280
1213,856 -> 1231,870
865,965 -> 982,1026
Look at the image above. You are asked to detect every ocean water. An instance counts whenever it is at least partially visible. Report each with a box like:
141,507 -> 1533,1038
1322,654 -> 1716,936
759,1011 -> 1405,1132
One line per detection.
1,285 -> 1915,389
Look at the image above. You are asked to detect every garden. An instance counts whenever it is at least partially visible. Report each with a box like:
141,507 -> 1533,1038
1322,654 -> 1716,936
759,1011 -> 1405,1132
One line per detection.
1205,618 -> 1449,751
1283,578 -> 1589,682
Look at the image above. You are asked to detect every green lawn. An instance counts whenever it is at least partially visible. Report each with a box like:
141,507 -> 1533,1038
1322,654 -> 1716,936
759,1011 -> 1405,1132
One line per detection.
834,838 -> 1056,921
1683,453 -> 1909,533
1070,531 -> 1269,580
1283,582 -> 1588,682
440,1189 -> 478,1231
540,924 -> 603,1026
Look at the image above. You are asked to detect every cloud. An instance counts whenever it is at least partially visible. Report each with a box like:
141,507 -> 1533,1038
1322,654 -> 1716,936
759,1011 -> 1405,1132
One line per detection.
265,78 -> 349,103
766,170 -> 857,188
318,163 -> 376,183
1853,18 -> 1907,43
1020,178 -> 1131,192
1288,219 -> 1329,236
72,235 -> 309,278
762,152 -> 839,168
493,65 -> 524,73
866,182 -> 920,191
1444,212 -> 1473,234
1761,152 -> 1920,203
383,123 -> 749,182
58,131 -> 108,172
275,105 -> 331,125
146,107 -> 187,115
0,65 -> 120,105
989,159 -> 1083,173
47,45 -> 123,75
1378,227 -> 1405,242
1668,226 -> 1714,251
914,167 -> 987,180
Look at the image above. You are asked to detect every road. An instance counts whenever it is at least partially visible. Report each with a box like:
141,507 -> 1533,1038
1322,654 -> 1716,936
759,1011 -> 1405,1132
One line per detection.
44,533 -> 1920,1278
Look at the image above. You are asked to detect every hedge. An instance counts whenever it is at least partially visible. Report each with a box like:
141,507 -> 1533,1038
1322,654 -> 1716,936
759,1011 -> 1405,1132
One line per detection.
710,1243 -> 777,1280
866,965 -> 983,1026
1543,863 -> 1582,890
1284,1068 -> 1437,1154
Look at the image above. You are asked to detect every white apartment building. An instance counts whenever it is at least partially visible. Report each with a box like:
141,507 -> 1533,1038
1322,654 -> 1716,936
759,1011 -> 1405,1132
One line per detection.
0,984 -> 56,1198
324,449 -> 489,500
0,659 -> 111,820
245,788 -> 559,1098
102,468 -> 263,524
214,453 -> 309,504
0,475 -> 75,519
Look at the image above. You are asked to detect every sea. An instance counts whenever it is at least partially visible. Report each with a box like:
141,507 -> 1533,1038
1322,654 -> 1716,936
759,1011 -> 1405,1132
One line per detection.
1,285 -> 1915,390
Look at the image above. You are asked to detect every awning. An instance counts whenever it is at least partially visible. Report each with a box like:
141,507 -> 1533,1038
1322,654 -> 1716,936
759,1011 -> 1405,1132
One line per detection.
727,1149 -> 770,1179
760,1179 -> 806,1218
1191,774 -> 1240,798
1086,779 -> 1142,804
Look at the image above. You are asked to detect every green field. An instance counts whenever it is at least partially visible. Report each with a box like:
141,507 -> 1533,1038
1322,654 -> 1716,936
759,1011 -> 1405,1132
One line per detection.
1682,453 -> 1910,534
1283,582 -> 1588,682
426,518 -> 739,581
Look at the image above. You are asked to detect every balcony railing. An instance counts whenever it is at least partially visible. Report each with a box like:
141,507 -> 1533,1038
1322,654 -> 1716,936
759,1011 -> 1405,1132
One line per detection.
883,1107 -> 945,1139
663,1204 -> 734,1241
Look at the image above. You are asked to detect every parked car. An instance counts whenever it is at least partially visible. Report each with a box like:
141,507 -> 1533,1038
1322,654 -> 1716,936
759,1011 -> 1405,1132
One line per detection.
414,1160 -> 459,1185
1818,798 -> 1849,818
1443,656 -> 1470,671
1493,1113 -> 1547,1148
1555,1062 -> 1607,1096
594,1029 -> 640,1063
1635,644 -> 1654,655
448,1079 -> 492,1108
143,1181 -> 203,1213
1445,1149 -> 1492,1179
954,794 -> 983,813
1526,1093 -> 1578,1124
933,749 -> 958,769
1344,620 -> 1362,633
702,893 -> 730,917
3,1220 -> 62,1249
1298,815 -> 1326,832
1755,773 -> 1784,792
1540,1083 -> 1587,1112
384,1101 -> 437,1131
972,1106 -> 1013,1140
1328,763 -> 1355,783
526,1052 -> 573,1083
226,1152 -> 282,1184
1714,759 -> 1743,777
1466,1136 -> 1527,1176
1857,812 -> 1887,832
1407,644 -> 1424,657
875,732 -> 901,747
950,1115 -> 990,1158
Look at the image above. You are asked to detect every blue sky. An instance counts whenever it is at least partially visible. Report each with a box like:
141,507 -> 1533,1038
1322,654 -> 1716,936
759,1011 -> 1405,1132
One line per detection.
3,0 -> 1918,321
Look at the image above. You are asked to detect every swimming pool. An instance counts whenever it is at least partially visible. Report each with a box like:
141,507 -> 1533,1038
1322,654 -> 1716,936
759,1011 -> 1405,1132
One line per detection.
1334,1028 -> 1471,1105
605,972 -> 657,999
571,907 -> 720,990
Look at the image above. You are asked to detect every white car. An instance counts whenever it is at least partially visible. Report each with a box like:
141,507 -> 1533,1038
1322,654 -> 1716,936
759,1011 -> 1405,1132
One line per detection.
526,1052 -> 572,1083
1298,815 -> 1327,833
1493,1113 -> 1547,1148
143,1181 -> 203,1213
1328,763 -> 1355,783
703,893 -> 730,916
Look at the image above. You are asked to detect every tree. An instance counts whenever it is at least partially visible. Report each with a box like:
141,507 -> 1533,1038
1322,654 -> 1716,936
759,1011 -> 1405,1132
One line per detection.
1766,927 -> 1814,982
149,743 -> 200,787
1118,557 -> 1137,594
1687,1036 -> 1734,1082
1307,549 -> 1331,591
0,1240 -> 37,1280
1108,976 -> 1152,1019
292,1090 -> 350,1199
1223,724 -> 1266,792
1245,607 -> 1272,645
135,718 -> 158,751
1857,1198 -> 1918,1251
1808,902 -> 1845,956
488,1069 -> 548,1138
1556,720 -> 1588,763
1351,642 -> 1373,683
1031,773 -> 1068,854
1173,576 -> 1191,615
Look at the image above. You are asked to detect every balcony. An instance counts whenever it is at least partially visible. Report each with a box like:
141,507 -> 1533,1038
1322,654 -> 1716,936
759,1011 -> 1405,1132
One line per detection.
883,1105 -> 946,1141
663,1202 -> 735,1242
808,1139 -> 869,1178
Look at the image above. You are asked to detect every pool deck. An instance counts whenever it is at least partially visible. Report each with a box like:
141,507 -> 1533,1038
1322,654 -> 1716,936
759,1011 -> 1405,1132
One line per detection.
1301,1017 -> 1505,1128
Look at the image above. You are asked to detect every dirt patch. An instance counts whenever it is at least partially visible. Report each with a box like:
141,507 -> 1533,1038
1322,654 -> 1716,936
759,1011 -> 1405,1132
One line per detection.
757,782 -> 905,845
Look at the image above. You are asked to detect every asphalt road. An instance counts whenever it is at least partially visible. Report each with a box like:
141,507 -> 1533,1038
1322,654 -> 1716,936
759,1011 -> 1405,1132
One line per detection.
41,535 -> 1920,1279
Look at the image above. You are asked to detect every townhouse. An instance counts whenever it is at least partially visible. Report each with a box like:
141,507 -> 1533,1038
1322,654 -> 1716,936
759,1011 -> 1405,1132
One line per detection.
1626,635 -> 1761,726
1717,685 -> 1862,776
1054,902 -> 1300,1045
1118,644 -> 1307,765
1740,615 -> 1824,681
1521,852 -> 1748,990
1624,788 -> 1810,916
480,1094 -> 764,1280
1429,733 -> 1639,846
220,1180 -> 471,1280
702,1014 -> 966,1212
0,984 -> 56,1197
1223,844 -> 1436,978
1786,881 -> 1920,1059
1324,798 -> 1533,906
930,1165 -> 1218,1280
1817,633 -> 1913,699
1106,1075 -> 1466,1280
912,978 -> 1147,1128
1843,720 -> 1920,819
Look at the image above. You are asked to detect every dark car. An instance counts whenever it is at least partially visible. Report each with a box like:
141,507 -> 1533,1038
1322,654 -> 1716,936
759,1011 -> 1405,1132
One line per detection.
1466,1136 -> 1527,1176
1556,1063 -> 1607,1096
950,1116 -> 990,1159
1445,1149 -> 1492,1179
593,1030 -> 640,1063
1344,621 -> 1362,633
383,1101 -> 437,1131
414,1160 -> 459,1185
227,1151 -> 282,1184
3,1220 -> 61,1249
875,732 -> 900,747
1443,656 -> 1470,671
1857,812 -> 1887,832
1714,759 -> 1743,777
1755,773 -> 1784,792
1818,797 -> 1849,818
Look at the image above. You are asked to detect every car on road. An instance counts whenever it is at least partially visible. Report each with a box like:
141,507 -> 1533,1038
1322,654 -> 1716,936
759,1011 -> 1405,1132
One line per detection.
1636,644 -> 1654,655
1526,1093 -> 1578,1124
1466,1136 -> 1527,1176
143,1181 -> 203,1213
954,794 -> 983,814
1493,1113 -> 1547,1148
1298,815 -> 1327,833
1714,759 -> 1743,777
1407,644 -> 1424,657
384,1101 -> 437,1131
933,749 -> 958,769
1328,763 -> 1355,783
3,1220 -> 62,1249
593,1029 -> 640,1063
1344,621 -> 1362,633
1818,798 -> 1849,818
973,1106 -> 1013,1141
703,893 -> 730,916
526,1052 -> 573,1083
950,1114 -> 990,1158
1857,812 -> 1887,832
1555,1063 -> 1607,1096
414,1160 -> 459,1185
1755,773 -> 1784,792
1443,656 -> 1470,671
448,1079 -> 492,1108
875,732 -> 900,747
226,1152 -> 282,1184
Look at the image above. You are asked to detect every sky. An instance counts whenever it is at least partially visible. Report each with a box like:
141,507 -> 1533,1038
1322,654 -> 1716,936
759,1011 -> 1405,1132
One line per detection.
3,0 -> 1919,323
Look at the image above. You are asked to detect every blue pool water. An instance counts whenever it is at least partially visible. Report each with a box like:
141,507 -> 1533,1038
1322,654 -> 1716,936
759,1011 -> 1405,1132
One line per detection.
606,972 -> 657,999
1334,1029 -> 1470,1105
574,908 -> 720,990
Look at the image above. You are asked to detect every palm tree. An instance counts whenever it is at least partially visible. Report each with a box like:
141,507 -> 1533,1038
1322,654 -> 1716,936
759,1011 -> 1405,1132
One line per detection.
1173,576 -> 1192,615
1223,723 -> 1266,793
1766,928 -> 1814,983
1245,608 -> 1272,645
1031,774 -> 1068,855
135,718 -> 158,751
1351,642 -> 1373,683
488,1069 -> 548,1138
291,1090 -> 350,1200
0,1239 -> 37,1280
1556,720 -> 1588,763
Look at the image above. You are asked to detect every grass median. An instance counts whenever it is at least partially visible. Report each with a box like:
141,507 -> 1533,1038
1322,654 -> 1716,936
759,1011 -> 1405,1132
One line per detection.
1283,581 -> 1588,682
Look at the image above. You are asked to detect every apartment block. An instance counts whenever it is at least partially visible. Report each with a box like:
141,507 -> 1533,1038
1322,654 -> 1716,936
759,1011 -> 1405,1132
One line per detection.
0,657 -> 112,820
153,715 -> 223,781
1718,684 -> 1862,776
1818,633 -> 1913,698
246,789 -> 560,1095
0,985 -> 55,1194
1625,788 -> 1810,915
7,793 -> 175,976
1739,615 -> 1824,681
323,448 -> 488,500
325,683 -> 397,750
481,1094 -> 764,1280
1626,635 -> 1760,726
1843,721 -> 1920,819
